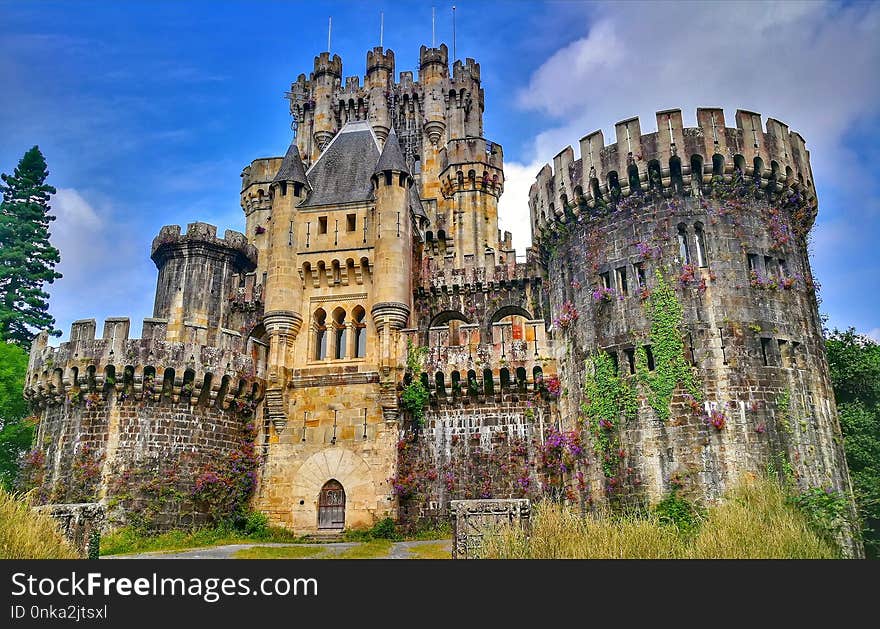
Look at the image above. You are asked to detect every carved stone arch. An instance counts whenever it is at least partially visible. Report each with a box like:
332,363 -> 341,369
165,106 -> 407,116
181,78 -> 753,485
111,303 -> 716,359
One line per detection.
429,310 -> 471,328
291,447 -> 382,532
487,305 -> 533,336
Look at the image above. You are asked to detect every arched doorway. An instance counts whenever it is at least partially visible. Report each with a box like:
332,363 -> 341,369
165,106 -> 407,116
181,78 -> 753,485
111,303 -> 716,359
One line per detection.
318,480 -> 346,531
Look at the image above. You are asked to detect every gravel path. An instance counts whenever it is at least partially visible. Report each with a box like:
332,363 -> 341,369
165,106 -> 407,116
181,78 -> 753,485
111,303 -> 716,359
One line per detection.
106,539 -> 451,560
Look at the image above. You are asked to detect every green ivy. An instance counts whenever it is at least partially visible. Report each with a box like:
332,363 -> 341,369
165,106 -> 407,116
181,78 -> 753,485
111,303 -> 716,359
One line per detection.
636,271 -> 701,421
581,351 -> 637,477
776,389 -> 792,434
400,340 -> 430,427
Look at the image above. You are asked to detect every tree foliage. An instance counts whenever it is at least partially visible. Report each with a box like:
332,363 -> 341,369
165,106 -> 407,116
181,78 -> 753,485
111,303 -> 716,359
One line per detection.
0,146 -> 62,348
826,328 -> 880,558
0,342 -> 33,491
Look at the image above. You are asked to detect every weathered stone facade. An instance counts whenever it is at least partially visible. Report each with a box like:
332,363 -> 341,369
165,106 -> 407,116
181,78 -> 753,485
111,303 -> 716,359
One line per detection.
22,45 -> 857,552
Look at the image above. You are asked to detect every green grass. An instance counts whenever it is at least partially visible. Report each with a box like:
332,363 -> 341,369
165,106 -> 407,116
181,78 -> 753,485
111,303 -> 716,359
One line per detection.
408,542 -> 451,559
0,488 -> 78,559
100,525 -> 305,556
331,539 -> 393,559
233,545 -> 325,559
483,478 -> 839,559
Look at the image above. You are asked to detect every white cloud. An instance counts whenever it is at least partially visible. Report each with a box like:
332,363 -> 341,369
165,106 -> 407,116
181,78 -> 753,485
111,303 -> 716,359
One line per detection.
497,159 -> 544,255
501,0 -> 880,332
516,1 -> 880,180
47,189 -> 154,343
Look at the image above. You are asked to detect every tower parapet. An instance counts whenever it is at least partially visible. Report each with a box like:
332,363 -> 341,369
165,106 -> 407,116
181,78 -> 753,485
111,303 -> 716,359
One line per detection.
529,108 -> 818,243
25,318 -> 262,407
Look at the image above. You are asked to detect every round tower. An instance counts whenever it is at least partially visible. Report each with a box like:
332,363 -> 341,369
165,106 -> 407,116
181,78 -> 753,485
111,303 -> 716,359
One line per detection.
529,107 -> 858,555
151,222 -> 257,345
263,143 -> 310,390
438,137 -> 504,267
366,46 -> 394,142
311,52 -> 342,157
370,128 -> 413,331
418,44 -> 449,146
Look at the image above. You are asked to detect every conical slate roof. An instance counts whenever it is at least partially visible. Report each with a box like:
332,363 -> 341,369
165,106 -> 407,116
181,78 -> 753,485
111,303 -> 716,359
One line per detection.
273,141 -> 309,186
374,127 -> 410,176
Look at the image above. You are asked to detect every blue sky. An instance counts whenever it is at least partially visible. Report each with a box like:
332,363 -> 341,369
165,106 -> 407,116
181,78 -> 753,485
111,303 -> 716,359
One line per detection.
1,0 -> 878,342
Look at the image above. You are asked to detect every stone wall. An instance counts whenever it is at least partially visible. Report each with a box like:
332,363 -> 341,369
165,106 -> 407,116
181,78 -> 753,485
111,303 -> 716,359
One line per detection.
396,399 -> 557,527
24,393 -> 256,531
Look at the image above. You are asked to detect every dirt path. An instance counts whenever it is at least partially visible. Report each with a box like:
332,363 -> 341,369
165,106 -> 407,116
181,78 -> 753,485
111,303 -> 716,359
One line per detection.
106,539 -> 451,560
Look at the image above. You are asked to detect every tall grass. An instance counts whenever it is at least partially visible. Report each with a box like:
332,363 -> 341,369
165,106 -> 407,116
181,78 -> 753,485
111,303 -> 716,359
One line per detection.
0,488 -> 78,559
483,478 -> 838,559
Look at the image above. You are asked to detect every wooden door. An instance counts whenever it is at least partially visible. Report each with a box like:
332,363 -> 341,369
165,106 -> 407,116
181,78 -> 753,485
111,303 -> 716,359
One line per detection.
318,480 -> 345,530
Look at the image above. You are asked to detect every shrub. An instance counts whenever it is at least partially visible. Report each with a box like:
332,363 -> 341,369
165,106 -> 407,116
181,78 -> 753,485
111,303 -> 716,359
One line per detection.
483,477 -> 837,559
0,488 -> 77,559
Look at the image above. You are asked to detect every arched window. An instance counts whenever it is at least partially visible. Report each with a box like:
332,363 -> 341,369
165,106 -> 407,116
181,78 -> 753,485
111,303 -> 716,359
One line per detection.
435,372 -> 446,396
648,160 -> 662,190
691,155 -> 704,186
608,171 -> 621,201
314,308 -> 327,360
628,163 -> 641,192
669,156 -> 683,191
353,306 -> 366,358
332,307 -> 347,360
500,368 -> 511,391
733,154 -> 746,178
515,367 -> 527,391
677,223 -> 690,264
753,156 -> 764,183
712,154 -> 725,177
694,222 -> 708,267
483,368 -> 494,395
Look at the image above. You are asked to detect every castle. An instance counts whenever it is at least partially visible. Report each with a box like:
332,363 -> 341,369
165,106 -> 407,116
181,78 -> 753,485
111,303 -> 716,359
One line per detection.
22,43 -> 858,551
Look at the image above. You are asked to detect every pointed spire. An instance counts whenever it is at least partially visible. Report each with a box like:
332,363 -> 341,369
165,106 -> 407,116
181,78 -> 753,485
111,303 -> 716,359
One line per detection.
273,142 -> 309,187
374,127 -> 410,176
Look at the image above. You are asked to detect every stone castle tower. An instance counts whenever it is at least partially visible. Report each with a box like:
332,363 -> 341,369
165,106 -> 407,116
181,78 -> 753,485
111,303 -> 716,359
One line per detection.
22,44 -> 857,552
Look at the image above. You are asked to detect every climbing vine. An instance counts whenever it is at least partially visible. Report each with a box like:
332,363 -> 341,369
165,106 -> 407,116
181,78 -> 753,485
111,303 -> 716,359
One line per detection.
580,351 -> 637,477
636,271 -> 701,421
400,340 -> 430,427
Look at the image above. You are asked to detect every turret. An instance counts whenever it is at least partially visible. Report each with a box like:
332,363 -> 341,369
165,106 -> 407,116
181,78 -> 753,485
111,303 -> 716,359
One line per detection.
370,128 -> 413,331
449,58 -> 484,139
263,142 -> 310,389
311,52 -> 342,157
418,44 -> 449,146
438,137 -> 505,267
150,223 -> 257,345
366,47 -> 394,142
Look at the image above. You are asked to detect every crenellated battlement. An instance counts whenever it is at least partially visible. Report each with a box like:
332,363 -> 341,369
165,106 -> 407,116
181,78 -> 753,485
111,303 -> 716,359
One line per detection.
151,222 -> 257,269
24,318 -> 265,408
419,44 -> 449,71
452,58 -> 480,84
529,108 -> 818,239
312,51 -> 342,79
439,137 -> 504,198
366,46 -> 394,74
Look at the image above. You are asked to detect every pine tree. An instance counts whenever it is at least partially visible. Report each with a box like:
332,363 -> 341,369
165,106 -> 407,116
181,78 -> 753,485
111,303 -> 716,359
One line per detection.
0,146 -> 62,348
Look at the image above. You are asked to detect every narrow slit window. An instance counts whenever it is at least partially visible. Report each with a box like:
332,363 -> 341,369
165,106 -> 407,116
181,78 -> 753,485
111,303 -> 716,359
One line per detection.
760,337 -> 771,366
778,339 -> 790,368
747,253 -> 760,272
644,345 -> 655,371
615,266 -> 628,295
624,348 -> 636,375
634,262 -> 646,288
694,223 -> 708,267
677,224 -> 690,264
